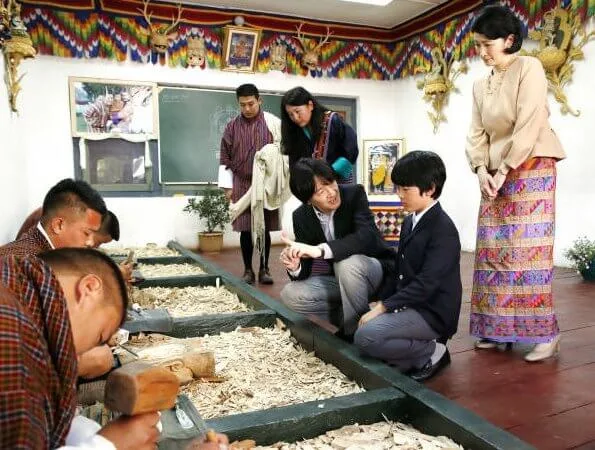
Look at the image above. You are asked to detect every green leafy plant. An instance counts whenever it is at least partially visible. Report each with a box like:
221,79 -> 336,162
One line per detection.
564,236 -> 595,273
183,188 -> 230,233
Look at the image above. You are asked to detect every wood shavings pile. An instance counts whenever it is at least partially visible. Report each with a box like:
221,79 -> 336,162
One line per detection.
253,421 -> 463,449
137,263 -> 205,278
127,327 -> 363,419
104,244 -> 180,257
131,286 -> 250,317
128,332 -> 177,348
186,327 -> 362,418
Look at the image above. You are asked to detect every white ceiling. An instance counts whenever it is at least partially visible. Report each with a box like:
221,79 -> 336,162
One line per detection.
164,0 -> 447,29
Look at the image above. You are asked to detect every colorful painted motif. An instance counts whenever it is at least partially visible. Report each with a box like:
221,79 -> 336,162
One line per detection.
18,0 -> 593,80
369,202 -> 407,247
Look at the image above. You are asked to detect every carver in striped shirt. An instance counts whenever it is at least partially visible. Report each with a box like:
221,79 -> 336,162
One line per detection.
0,248 -> 164,449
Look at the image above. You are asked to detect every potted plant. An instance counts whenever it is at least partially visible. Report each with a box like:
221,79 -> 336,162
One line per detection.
564,236 -> 595,282
183,187 -> 230,253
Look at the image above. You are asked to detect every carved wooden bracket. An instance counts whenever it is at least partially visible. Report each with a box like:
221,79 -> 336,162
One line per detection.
2,0 -> 36,113
416,44 -> 467,134
522,4 -> 595,116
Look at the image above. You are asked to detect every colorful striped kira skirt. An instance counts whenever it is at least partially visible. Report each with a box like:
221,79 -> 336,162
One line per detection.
470,157 -> 559,344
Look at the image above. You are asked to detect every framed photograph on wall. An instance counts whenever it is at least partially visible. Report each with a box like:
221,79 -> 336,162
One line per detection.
222,25 -> 261,72
363,138 -> 406,196
69,77 -> 158,138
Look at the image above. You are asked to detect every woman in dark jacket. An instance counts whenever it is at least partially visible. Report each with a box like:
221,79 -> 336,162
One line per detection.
281,87 -> 358,183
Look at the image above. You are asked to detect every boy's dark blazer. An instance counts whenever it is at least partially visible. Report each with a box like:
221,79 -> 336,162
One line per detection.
291,184 -> 397,287
382,202 -> 462,339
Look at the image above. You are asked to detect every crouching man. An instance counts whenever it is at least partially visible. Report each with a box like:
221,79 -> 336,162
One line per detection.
279,158 -> 396,338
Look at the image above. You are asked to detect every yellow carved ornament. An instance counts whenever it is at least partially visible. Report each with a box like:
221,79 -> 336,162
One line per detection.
416,45 -> 468,134
522,4 -> 594,116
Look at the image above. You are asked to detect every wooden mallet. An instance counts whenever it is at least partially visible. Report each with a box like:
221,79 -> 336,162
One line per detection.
104,360 -> 180,415
104,360 -> 219,442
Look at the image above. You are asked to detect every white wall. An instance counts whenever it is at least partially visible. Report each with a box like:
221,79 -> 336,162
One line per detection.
0,56 -> 28,243
3,25 -> 593,265
394,20 -> 595,266
2,54 -> 399,248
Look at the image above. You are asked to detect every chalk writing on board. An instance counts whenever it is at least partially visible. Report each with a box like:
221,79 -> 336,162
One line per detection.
161,92 -> 189,103
210,105 -> 238,146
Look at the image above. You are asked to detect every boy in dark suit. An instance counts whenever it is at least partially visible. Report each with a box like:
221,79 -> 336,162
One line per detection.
279,158 -> 396,337
355,151 -> 462,382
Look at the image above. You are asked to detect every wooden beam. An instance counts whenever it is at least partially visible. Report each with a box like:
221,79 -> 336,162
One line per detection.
166,310 -> 277,338
134,274 -> 222,289
205,388 -> 407,444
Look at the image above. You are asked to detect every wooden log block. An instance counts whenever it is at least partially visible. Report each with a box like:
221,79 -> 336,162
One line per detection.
182,351 -> 215,378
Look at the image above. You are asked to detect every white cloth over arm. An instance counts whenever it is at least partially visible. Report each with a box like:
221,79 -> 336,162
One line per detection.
229,142 -> 291,255
229,143 -> 291,221
219,111 -> 280,191
228,110 -> 286,220
58,415 -> 116,449
255,143 -> 291,254
263,111 -> 281,143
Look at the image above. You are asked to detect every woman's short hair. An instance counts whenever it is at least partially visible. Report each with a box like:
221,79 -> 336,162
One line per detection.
471,5 -> 524,54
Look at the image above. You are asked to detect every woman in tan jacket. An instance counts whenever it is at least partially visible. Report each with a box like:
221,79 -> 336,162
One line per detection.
465,5 -> 566,362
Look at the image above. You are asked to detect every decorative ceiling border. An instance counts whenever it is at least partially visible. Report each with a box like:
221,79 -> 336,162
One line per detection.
22,0 -> 484,43
17,0 -> 594,81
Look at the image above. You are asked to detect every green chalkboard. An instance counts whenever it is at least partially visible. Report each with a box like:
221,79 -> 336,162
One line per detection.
158,87 -> 282,184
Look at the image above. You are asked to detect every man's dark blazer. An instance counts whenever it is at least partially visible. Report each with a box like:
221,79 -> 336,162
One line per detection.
381,202 -> 462,339
291,184 -> 397,286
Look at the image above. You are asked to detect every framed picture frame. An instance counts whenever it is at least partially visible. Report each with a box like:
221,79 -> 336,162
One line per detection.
78,138 -> 153,192
222,25 -> 261,73
363,138 -> 407,197
69,77 -> 158,138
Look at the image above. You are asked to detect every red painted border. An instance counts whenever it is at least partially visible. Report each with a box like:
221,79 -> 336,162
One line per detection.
22,0 -> 94,9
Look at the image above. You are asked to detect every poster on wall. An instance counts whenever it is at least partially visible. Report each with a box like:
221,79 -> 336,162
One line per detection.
363,138 -> 407,197
69,77 -> 158,138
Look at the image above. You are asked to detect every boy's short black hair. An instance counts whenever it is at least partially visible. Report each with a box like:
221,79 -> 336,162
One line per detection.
100,210 -> 120,241
391,151 -> 446,199
471,5 -> 524,54
236,83 -> 260,99
38,247 -> 129,325
41,178 -> 107,223
289,158 -> 336,204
